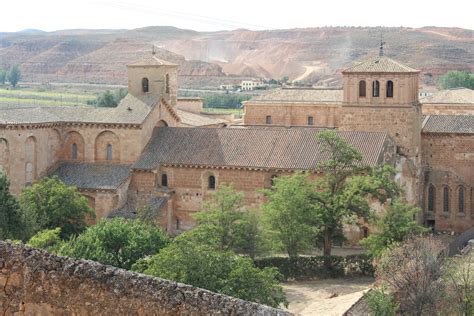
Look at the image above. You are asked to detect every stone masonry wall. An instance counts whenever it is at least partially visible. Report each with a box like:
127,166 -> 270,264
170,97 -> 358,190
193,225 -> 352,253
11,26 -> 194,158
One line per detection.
0,241 -> 291,316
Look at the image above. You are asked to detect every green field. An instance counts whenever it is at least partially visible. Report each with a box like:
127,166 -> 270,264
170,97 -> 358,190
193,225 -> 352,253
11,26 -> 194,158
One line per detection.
0,88 -> 96,107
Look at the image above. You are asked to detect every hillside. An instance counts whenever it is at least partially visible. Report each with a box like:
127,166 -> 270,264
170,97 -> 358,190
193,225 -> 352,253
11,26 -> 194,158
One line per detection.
0,26 -> 472,87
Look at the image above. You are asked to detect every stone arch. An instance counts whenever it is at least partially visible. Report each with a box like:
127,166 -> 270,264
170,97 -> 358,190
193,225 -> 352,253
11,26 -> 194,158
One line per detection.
48,129 -> 62,166
386,80 -> 394,98
25,136 -> 37,183
65,131 -> 85,161
359,80 -> 366,97
427,184 -> 436,212
202,171 -> 217,191
372,80 -> 380,97
0,138 -> 9,176
95,130 -> 120,162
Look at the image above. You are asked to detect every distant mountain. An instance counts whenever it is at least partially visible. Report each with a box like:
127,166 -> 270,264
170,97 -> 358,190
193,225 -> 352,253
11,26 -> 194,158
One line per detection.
17,29 -> 46,34
0,26 -> 472,87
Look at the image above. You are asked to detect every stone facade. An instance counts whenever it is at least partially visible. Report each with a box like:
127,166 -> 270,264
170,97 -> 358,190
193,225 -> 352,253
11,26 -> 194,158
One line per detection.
0,241 -> 290,316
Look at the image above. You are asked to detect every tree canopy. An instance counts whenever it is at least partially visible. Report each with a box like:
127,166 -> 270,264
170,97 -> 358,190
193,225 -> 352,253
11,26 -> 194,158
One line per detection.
19,176 -> 94,237
7,65 -> 21,87
134,236 -> 287,308
60,218 -> 169,270
0,171 -> 30,240
438,71 -> 474,89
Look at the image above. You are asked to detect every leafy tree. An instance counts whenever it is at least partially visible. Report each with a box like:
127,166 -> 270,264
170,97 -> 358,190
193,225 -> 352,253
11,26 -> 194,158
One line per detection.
262,172 -> 319,259
19,176 -> 94,237
93,88 -> 128,107
135,236 -> 287,308
0,68 -> 6,85
7,65 -> 21,87
312,131 -> 401,256
438,71 -> 474,89
60,218 -> 169,270
360,199 -> 429,257
27,227 -> 64,253
0,171 -> 32,240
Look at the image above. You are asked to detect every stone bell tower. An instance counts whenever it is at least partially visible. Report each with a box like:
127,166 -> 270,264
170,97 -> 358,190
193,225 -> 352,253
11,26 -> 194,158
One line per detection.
127,48 -> 178,106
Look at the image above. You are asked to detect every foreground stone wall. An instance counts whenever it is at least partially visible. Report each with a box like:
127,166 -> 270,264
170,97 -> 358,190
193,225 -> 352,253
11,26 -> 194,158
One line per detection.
0,241 -> 290,316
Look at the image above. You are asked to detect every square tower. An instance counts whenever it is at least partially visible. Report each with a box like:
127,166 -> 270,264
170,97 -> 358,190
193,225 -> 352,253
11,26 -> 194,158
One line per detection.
127,55 -> 178,106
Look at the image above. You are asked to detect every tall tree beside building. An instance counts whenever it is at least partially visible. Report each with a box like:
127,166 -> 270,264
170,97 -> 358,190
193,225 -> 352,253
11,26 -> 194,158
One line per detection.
7,65 -> 21,87
0,172 -> 30,240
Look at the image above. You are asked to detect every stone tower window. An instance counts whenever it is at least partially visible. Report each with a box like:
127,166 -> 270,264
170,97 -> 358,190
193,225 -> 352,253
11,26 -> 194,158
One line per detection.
443,187 -> 449,213
458,187 -> 465,213
72,143 -> 78,160
386,80 -> 394,98
208,175 -> 216,190
142,78 -> 149,93
372,80 -> 380,97
359,80 -> 366,97
161,173 -> 168,187
266,116 -> 272,124
307,116 -> 314,126
428,185 -> 435,212
165,74 -> 170,94
107,144 -> 113,161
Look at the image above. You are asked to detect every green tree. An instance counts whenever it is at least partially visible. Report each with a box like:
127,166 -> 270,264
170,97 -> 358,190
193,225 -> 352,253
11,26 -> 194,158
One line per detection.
0,68 -> 6,85
19,176 -> 94,237
312,131 -> 401,256
97,90 -> 117,107
27,227 -> 65,253
438,71 -> 474,89
262,172 -> 318,259
7,65 -> 21,87
0,171 -> 32,240
360,199 -> 428,257
135,237 -> 287,308
60,218 -> 169,270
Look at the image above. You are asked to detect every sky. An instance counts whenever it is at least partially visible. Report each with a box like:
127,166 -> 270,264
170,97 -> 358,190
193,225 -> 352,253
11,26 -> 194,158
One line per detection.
1,0 -> 473,32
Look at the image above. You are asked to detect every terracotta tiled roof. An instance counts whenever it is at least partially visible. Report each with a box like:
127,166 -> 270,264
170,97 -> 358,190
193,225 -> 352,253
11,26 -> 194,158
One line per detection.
50,162 -> 131,190
133,127 -> 393,171
248,88 -> 343,104
422,115 -> 474,134
177,109 -> 229,127
0,94 -> 159,125
342,56 -> 419,73
420,88 -> 474,104
128,56 -> 177,67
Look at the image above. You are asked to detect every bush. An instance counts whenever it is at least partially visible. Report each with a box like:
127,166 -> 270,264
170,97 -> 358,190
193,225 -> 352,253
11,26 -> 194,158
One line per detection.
253,254 -> 374,280
365,286 -> 399,316
27,228 -> 64,253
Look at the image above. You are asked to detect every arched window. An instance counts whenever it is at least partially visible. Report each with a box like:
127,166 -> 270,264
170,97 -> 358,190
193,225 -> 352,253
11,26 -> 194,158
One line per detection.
372,80 -> 380,97
266,116 -> 272,124
161,174 -> 168,187
428,185 -> 435,212
142,78 -> 149,93
443,187 -> 450,213
359,80 -> 366,97
208,175 -> 216,190
386,80 -> 394,98
106,144 -> 113,161
165,74 -> 170,94
72,143 -> 78,160
458,187 -> 465,213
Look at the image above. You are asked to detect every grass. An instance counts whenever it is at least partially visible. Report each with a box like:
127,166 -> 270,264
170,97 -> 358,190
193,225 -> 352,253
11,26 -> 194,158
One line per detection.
0,87 -> 96,106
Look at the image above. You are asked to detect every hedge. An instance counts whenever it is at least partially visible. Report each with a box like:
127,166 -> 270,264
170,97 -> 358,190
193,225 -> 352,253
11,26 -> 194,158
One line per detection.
253,254 -> 374,280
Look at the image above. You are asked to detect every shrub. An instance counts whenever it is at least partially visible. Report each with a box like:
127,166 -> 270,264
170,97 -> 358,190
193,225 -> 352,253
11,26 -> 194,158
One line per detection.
365,286 -> 399,316
27,228 -> 64,253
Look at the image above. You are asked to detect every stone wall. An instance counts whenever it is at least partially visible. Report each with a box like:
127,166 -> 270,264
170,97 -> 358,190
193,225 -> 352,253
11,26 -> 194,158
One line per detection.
422,104 -> 474,115
0,241 -> 291,316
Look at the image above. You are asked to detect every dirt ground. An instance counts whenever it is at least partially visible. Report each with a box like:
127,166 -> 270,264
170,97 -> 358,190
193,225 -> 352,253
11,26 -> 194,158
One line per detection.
282,277 -> 374,316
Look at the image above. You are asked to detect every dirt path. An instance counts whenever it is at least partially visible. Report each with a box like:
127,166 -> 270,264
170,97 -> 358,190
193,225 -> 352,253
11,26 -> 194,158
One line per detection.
282,277 -> 373,316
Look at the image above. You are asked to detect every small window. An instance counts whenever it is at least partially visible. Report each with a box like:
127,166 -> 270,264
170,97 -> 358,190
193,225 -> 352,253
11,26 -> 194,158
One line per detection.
165,74 -> 170,94
307,116 -> 314,126
458,187 -> 465,213
208,175 -> 216,190
428,185 -> 435,212
161,174 -> 168,187
72,143 -> 78,160
443,187 -> 449,213
176,218 -> 180,230
142,78 -> 149,93
106,144 -> 113,161
266,116 -> 272,124
372,80 -> 380,97
386,80 -> 394,98
359,80 -> 366,97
